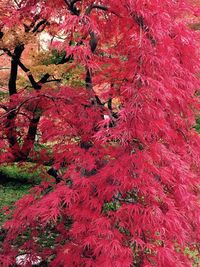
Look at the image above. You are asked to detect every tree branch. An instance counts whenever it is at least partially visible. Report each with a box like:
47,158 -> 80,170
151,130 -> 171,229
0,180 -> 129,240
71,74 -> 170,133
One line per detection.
8,44 -> 24,96
19,111 -> 41,160
4,44 -> 23,155
132,13 -> 156,46
85,4 -> 120,17
32,19 -> 49,33
63,0 -> 70,8
85,4 -> 108,15
71,0 -> 81,5
64,0 -> 80,15
18,61 -> 42,89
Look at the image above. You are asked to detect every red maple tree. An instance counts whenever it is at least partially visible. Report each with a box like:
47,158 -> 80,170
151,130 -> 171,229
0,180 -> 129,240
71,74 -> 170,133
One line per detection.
0,0 -> 200,266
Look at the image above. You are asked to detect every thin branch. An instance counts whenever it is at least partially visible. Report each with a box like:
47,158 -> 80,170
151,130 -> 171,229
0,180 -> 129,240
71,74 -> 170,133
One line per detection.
85,4 -> 108,15
18,60 -> 64,89
0,93 -> 73,120
85,4 -> 120,17
2,48 -> 13,58
44,78 -> 62,83
32,19 -> 49,33
71,0 -> 81,5
0,67 -> 10,70
95,95 -> 104,106
131,13 -> 156,46
63,0 -> 70,8
18,61 -> 42,89
113,196 -> 137,204
13,0 -> 21,8
107,98 -> 112,111
17,112 -> 32,120
0,104 -> 8,111
38,73 -> 51,84
0,96 -> 40,120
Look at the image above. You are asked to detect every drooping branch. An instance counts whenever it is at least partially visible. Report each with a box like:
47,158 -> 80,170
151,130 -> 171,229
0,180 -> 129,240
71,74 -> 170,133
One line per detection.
85,4 -> 108,15
85,4 -> 120,17
132,13 -> 157,46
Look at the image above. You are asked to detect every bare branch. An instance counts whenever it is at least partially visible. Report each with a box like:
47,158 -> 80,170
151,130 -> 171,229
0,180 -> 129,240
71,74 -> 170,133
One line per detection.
63,0 -> 70,8
13,0 -> 21,8
18,61 -> 42,89
0,104 -> 8,111
71,0 -> 81,5
85,4 -> 108,15
32,19 -> 49,33
44,78 -> 62,83
2,48 -> 13,57
85,4 -> 120,17
107,98 -> 112,111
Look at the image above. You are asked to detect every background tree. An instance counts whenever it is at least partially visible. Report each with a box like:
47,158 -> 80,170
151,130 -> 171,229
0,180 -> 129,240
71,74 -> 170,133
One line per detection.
0,0 -> 200,266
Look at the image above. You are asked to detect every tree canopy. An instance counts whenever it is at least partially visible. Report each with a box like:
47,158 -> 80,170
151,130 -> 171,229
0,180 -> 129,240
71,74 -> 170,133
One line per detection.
0,0 -> 200,266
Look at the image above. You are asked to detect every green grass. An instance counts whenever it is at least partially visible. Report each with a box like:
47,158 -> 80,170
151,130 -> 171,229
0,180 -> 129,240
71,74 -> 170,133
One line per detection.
0,183 -> 31,226
0,162 -> 45,226
0,163 -> 43,184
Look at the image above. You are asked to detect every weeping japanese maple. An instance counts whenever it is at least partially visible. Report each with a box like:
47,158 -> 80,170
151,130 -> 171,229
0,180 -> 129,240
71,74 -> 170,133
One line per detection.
0,0 -> 200,266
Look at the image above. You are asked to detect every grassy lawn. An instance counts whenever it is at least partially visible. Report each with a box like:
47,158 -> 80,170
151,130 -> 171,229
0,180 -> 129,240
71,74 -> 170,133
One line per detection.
0,162 -> 44,226
0,163 -> 43,184
0,182 -> 31,226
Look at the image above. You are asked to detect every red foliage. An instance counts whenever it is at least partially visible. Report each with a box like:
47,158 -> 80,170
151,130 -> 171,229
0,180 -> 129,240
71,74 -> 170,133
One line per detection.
0,0 -> 200,266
